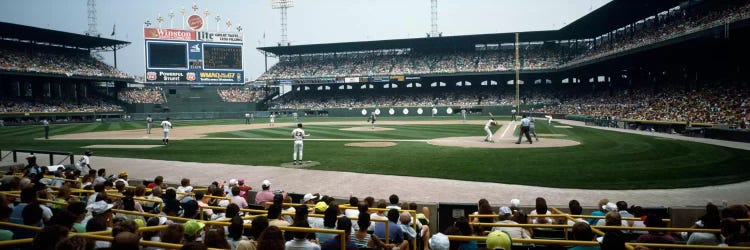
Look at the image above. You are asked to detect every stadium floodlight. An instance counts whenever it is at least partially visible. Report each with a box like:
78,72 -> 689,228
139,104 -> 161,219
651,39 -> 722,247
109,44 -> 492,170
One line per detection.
271,0 -> 295,45
86,0 -> 99,36
429,0 -> 439,37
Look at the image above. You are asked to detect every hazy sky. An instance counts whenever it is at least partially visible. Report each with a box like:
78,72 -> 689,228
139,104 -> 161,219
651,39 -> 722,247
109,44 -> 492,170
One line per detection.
0,0 -> 609,80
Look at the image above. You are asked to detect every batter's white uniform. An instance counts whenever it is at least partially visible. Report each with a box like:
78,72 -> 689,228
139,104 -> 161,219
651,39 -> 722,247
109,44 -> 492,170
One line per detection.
292,127 -> 306,164
160,120 -> 172,144
270,114 -> 276,126
146,116 -> 153,134
484,119 -> 495,142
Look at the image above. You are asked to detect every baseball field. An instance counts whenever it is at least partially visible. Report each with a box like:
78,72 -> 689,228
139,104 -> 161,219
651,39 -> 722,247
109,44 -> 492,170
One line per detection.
2,116 -> 749,190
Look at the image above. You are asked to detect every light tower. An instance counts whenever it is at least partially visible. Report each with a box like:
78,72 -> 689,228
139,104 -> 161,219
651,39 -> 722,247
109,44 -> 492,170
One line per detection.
86,0 -> 99,36
271,0 -> 294,45
429,0 -> 439,37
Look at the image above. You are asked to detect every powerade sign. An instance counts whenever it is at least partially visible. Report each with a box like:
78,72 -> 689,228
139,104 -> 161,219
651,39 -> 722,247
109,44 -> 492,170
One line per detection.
144,28 -> 244,83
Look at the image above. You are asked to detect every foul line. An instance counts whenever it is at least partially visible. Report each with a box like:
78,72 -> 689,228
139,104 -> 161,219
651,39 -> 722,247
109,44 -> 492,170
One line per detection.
499,121 -> 516,139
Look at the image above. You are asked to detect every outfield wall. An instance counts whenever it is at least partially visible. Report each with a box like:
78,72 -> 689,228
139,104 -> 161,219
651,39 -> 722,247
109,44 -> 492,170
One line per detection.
286,105 -> 546,118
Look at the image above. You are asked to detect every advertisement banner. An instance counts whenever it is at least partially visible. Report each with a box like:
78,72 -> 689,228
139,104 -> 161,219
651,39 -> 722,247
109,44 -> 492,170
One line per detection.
199,71 -> 243,82
197,31 -> 243,43
144,28 -> 196,41
146,70 -> 243,82
344,77 -> 359,83
390,75 -> 405,82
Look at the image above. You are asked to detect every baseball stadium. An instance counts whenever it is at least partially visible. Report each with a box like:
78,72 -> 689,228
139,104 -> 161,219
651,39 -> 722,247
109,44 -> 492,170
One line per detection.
1,0 -> 750,249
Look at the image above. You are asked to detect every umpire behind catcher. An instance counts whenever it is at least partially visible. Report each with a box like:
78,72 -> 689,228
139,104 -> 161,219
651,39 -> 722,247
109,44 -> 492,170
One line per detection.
516,115 -> 533,144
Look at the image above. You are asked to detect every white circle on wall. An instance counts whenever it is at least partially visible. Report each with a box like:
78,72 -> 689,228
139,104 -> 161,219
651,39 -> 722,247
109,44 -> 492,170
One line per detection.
446,107 -> 453,114
388,108 -> 395,115
374,109 -> 381,115
361,109 -> 367,116
402,108 -> 409,115
417,108 -> 423,115
432,108 -> 438,115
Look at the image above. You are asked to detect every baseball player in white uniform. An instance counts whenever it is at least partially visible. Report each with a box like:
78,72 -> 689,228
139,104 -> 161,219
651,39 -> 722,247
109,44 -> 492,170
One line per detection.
545,114 -> 553,124
292,123 -> 310,165
461,109 -> 467,123
293,112 -> 299,123
529,116 -> 539,141
160,118 -> 172,145
146,115 -> 153,134
245,113 -> 251,124
269,113 -> 276,126
484,113 -> 496,142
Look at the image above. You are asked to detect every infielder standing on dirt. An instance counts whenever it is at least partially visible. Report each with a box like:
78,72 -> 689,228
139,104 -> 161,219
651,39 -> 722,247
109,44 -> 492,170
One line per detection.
160,117 -> 172,145
367,112 -> 377,129
484,112 -> 496,142
146,115 -> 153,134
269,113 -> 276,126
292,123 -> 310,165
529,116 -> 539,141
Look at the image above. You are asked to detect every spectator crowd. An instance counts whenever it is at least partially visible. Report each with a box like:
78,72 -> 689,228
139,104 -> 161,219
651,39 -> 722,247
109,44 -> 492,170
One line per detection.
118,87 -> 166,104
217,88 -> 269,103
0,44 -> 131,79
1,160 -> 749,250
1,97 -> 123,113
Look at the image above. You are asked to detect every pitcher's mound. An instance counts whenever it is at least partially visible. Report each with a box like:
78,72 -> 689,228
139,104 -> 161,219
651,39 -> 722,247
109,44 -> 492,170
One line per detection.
428,136 -> 580,148
339,127 -> 395,131
281,161 -> 320,168
83,145 -> 164,149
345,142 -> 397,147
538,133 -> 566,137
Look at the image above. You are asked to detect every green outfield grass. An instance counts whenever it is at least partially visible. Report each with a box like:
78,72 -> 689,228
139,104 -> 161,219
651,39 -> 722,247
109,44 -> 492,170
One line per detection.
1,116 -> 748,189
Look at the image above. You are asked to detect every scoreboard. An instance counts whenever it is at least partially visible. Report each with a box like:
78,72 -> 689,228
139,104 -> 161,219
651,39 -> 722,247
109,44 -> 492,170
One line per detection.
144,28 -> 244,83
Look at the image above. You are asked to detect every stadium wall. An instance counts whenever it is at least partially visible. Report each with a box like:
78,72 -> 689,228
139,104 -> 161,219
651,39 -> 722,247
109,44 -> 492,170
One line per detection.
304,105 -> 544,117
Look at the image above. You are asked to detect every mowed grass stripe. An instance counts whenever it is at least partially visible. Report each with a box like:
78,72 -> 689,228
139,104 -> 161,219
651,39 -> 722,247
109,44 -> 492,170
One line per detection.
2,118 -> 749,189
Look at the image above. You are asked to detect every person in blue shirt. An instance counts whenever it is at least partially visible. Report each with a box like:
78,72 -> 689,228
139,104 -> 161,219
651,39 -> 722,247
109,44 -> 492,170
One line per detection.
321,216 -> 357,250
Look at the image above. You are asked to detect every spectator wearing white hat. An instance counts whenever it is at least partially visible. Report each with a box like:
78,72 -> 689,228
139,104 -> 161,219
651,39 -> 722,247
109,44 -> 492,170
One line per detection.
254,180 -> 276,207
491,206 -> 531,240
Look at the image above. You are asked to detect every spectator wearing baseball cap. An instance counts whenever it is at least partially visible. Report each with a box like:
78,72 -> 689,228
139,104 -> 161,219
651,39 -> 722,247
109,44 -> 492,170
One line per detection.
237,179 -> 252,200
588,199 -> 609,225
307,201 -> 327,229
486,230 -> 512,250
183,219 -> 206,242
491,206 -> 531,240
254,179 -> 275,207
429,232 -> 450,250
302,193 -> 319,204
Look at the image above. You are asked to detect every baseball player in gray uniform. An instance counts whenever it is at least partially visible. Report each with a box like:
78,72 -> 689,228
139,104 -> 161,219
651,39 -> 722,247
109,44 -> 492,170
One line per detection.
529,116 -> 539,141
367,112 -> 377,129
146,115 -> 153,134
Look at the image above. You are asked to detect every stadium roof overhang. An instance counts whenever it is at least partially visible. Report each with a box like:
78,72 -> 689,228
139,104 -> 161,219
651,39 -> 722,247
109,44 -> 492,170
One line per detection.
258,30 -> 560,55
559,0 -> 686,39
0,22 -> 131,50
257,0 -> 693,56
